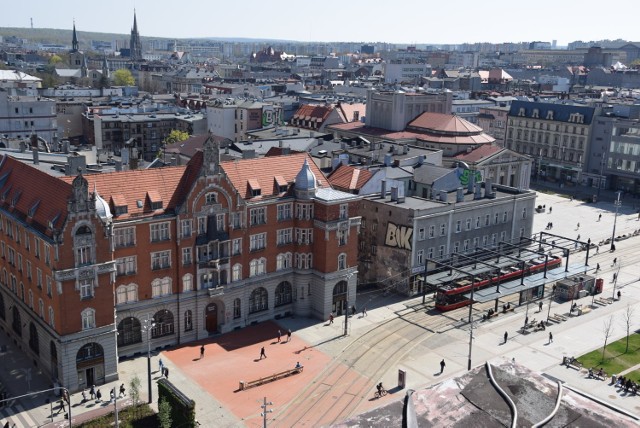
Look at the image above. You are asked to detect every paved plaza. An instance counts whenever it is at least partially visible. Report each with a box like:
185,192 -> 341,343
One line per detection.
2,189 -> 640,426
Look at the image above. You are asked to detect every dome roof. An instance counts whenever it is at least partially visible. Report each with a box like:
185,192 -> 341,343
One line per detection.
94,186 -> 112,221
294,159 -> 317,191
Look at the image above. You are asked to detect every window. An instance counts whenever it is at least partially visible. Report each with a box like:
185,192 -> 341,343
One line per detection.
200,273 -> 215,289
34,237 -> 40,258
455,221 -> 461,233
491,233 -> 497,245
250,207 -> 266,226
182,274 -> 193,292
277,203 -> 292,221
275,282 -> 293,306
26,261 -> 32,281
500,231 -> 507,242
181,219 -> 192,238
232,264 -> 242,281
232,238 -> 242,255
503,211 -> 508,222
494,213 -> 499,224
49,307 -> 55,328
117,317 -> 142,346
522,208 -> 527,219
116,284 -> 137,304
151,278 -> 172,297
80,279 -> 93,299
28,289 -> 33,308
231,212 -> 242,229
482,235 -> 488,247
182,248 -> 192,266
46,276 -> 52,297
76,245 -> 91,266
249,287 -> 268,313
418,228 -> 426,240
249,258 -> 266,276
39,299 -> 44,318
466,218 -> 472,230
250,233 -> 267,251
475,217 -> 481,228
296,253 -> 313,269
473,237 -> 479,249
151,251 -> 171,270
453,241 -> 460,253
114,227 -> 135,247
440,223 -> 446,236
485,214 -> 490,226
81,308 -> 96,330
44,245 -> 51,266
276,253 -> 292,270
296,203 -> 313,220
338,253 -> 347,270
205,192 -> 217,204
427,247 -> 434,259
339,204 -> 348,220
216,214 -> 225,232
463,239 -> 470,252
417,249 -> 424,265
428,225 -> 435,238
197,217 -> 206,234
338,229 -> 347,246
438,245 -> 445,258
184,310 -> 193,332
116,256 -> 136,276
150,222 -> 170,242
295,228 -> 313,245
37,268 -> 42,289
151,310 -> 174,338
233,298 -> 241,319
277,228 -> 293,246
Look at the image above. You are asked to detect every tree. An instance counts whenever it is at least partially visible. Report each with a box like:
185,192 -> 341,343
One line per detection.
621,305 -> 635,353
49,54 -> 63,65
129,375 -> 142,418
601,315 -> 614,363
164,130 -> 189,145
157,398 -> 173,428
112,68 -> 135,86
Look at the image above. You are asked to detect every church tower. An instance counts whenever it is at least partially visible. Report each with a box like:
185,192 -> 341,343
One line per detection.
69,21 -> 83,68
71,21 -> 79,53
130,10 -> 142,61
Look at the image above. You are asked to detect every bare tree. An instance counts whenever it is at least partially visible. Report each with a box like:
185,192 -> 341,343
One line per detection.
621,305 -> 635,353
601,315 -> 614,363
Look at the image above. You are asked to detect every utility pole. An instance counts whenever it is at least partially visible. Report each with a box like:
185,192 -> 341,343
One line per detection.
610,191 -> 622,251
260,397 -> 273,428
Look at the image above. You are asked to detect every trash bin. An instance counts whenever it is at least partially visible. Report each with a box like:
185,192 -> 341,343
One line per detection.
239,381 -> 245,391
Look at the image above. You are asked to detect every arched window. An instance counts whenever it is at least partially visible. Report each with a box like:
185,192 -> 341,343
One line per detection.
182,274 -> 193,292
152,278 -> 172,297
116,285 -> 128,304
275,281 -> 293,306
232,264 -> 242,282
76,343 -> 103,365
184,310 -> 193,331
151,310 -> 174,338
74,225 -> 94,266
48,306 -> 55,328
20,282 -> 25,301
233,298 -> 241,319
116,284 -> 138,304
12,306 -> 22,337
249,258 -> 266,277
81,308 -> 96,330
333,281 -> 348,297
117,317 -> 142,347
338,253 -> 347,270
276,253 -> 292,271
29,323 -> 39,355
249,287 -> 268,313
39,298 -> 44,318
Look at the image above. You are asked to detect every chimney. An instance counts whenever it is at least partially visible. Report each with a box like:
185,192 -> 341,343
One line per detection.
380,180 -> 387,199
115,160 -> 123,172
242,149 -> 256,159
63,140 -> 70,154
282,147 -> 290,155
440,191 -> 448,202
484,178 -> 493,198
171,156 -> 178,166
384,153 -> 392,166
32,147 -> 39,165
474,183 -> 482,200
456,187 -> 464,202
403,144 -> 408,154
467,169 -> 475,193
390,186 -> 398,202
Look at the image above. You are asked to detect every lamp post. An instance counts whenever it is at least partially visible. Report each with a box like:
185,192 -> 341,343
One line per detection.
142,316 -> 156,404
610,191 -> 622,252
537,149 -> 543,183
261,397 -> 273,428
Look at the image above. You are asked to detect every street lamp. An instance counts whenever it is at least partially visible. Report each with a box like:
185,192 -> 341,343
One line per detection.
610,191 -> 622,252
142,316 -> 156,404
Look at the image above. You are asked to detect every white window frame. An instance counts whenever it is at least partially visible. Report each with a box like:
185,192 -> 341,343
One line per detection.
81,308 -> 96,330
150,222 -> 170,242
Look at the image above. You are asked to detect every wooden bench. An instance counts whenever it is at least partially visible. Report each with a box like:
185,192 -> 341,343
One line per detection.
501,307 -> 515,315
240,367 -> 303,391
579,307 -> 592,316
553,313 -> 567,321
563,357 -> 583,370
595,297 -> 612,305
590,370 -> 607,381
548,315 -> 562,323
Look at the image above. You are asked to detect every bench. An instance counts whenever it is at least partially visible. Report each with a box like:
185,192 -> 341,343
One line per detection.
563,357 -> 583,370
578,307 -> 592,316
239,367 -> 303,391
502,307 -> 515,314
589,370 -> 607,381
595,297 -> 612,305
553,313 -> 567,321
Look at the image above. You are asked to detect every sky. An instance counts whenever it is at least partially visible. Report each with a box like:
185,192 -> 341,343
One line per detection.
1,0 -> 638,46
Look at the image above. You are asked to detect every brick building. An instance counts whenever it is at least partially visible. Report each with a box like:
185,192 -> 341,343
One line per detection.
0,138 -> 360,392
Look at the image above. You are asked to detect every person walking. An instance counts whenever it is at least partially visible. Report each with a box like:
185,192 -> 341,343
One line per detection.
164,367 -> 169,379
595,246 -> 599,255
351,305 -> 357,316
596,263 -> 600,272
548,332 -> 553,343
287,329 -> 292,342
259,346 -> 267,360
96,389 -> 102,402
598,213 -> 602,221
329,313 -> 334,324
576,222 -> 580,230
440,359 -> 446,374
618,290 -> 622,300
504,331 -> 508,344
613,273 -> 618,282
200,345 -> 205,359
90,385 -> 96,400
538,301 -> 543,312
277,330 -> 281,342
549,206 -> 552,213
110,388 -> 115,403
362,307 -> 367,317
159,358 -> 164,374
119,383 -> 126,398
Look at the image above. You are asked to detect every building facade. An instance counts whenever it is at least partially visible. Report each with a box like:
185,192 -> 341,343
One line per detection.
365,90 -> 453,132
0,90 -> 57,145
0,140 -> 360,392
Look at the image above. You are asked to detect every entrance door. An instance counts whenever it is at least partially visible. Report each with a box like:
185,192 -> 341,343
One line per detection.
85,367 -> 95,387
205,303 -> 218,333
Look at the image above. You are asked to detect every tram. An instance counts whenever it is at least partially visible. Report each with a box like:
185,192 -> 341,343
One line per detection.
434,255 -> 562,311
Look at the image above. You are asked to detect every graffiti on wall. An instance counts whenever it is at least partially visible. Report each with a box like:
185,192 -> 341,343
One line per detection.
385,222 -> 413,250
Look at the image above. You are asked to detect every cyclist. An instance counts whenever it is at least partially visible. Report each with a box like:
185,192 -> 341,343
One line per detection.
376,382 -> 385,396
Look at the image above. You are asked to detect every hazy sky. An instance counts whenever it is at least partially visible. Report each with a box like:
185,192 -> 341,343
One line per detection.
2,0 -> 638,46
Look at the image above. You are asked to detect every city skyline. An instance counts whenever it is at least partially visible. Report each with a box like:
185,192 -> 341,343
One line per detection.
1,0 -> 638,47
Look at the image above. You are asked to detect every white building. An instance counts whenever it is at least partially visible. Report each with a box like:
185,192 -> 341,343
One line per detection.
384,63 -> 432,84
0,90 -> 57,144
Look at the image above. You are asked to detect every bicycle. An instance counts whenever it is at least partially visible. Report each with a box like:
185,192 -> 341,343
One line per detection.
374,388 -> 388,398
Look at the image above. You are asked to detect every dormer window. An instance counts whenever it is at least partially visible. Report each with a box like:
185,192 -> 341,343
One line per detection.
147,190 -> 163,210
274,176 -> 288,194
111,194 -> 128,216
518,108 -> 525,117
546,110 -> 554,120
28,200 -> 40,218
10,190 -> 21,208
248,179 -> 261,197
205,192 -> 217,205
532,109 -> 539,118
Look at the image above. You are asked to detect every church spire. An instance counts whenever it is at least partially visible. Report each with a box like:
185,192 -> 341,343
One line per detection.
71,20 -> 79,53
130,10 -> 142,61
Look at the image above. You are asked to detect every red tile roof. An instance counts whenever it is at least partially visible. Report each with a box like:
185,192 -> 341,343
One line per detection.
328,164 -> 372,192
337,102 -> 366,123
0,155 -> 71,236
222,153 -> 329,200
454,144 -> 503,162
292,104 -> 334,121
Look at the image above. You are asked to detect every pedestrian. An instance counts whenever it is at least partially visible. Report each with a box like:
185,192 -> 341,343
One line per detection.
613,257 -> 617,266
596,246 -> 599,254
504,331 -> 508,343
596,263 -> 600,272
81,390 -> 87,403
362,307 -> 367,317
90,385 -> 96,400
613,273 -> 617,282
96,389 -> 102,402
549,332 -> 553,343
577,234 -> 580,241
618,290 -> 621,300
277,330 -> 281,342
329,313 -> 334,324
58,399 -> 66,414
159,358 -> 164,373
351,305 -> 357,316
260,346 -> 267,360
200,345 -> 205,359
525,316 -> 529,327
119,383 -> 126,398
164,367 -> 169,379
549,206 -> 552,213
576,222 -> 580,230
287,329 -> 292,342
538,301 -> 543,312
598,213 -> 602,221
440,359 -> 446,374
110,388 -> 115,403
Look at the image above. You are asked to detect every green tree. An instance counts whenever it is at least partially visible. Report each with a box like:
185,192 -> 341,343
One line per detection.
112,68 -> 135,86
157,398 -> 173,428
129,375 -> 142,418
49,54 -> 63,65
164,129 -> 189,145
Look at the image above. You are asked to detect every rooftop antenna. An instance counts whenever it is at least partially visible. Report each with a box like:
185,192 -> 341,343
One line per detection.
30,18 -> 33,29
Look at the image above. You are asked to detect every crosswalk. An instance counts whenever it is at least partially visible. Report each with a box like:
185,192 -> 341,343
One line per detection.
0,401 -> 41,427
